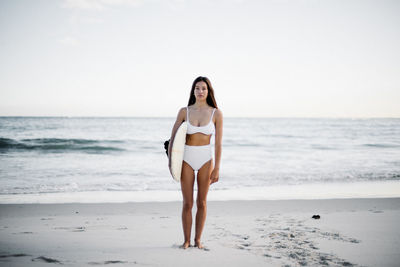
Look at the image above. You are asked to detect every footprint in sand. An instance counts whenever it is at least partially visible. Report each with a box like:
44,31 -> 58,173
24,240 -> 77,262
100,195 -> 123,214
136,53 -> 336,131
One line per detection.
0,253 -> 31,259
319,231 -> 361,243
12,231 -> 34,235
32,256 -> 63,264
53,226 -> 86,232
368,209 -> 384,213
221,215 -> 361,267
88,260 -> 130,265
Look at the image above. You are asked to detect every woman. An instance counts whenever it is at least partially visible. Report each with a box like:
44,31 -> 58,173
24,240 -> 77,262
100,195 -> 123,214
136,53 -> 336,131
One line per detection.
168,76 -> 223,249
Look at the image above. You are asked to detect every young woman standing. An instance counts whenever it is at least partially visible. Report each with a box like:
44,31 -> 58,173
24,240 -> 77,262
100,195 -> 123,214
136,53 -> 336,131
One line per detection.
168,76 -> 223,249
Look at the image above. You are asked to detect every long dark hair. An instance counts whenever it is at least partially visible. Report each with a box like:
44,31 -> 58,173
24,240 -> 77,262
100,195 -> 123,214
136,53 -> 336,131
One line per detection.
187,76 -> 218,108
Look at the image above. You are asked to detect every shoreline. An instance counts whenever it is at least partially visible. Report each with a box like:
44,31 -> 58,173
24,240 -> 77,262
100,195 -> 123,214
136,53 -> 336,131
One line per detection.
1,198 -> 399,266
1,197 -> 400,215
1,180 -> 400,204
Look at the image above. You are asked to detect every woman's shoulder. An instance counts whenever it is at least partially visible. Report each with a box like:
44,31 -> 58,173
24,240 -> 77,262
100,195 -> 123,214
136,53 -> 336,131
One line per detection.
174,107 -> 187,120
179,106 -> 188,112
178,106 -> 188,118
213,108 -> 223,124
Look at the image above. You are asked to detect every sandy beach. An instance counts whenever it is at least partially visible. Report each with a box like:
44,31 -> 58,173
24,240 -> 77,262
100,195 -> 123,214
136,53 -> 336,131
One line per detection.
0,198 -> 399,266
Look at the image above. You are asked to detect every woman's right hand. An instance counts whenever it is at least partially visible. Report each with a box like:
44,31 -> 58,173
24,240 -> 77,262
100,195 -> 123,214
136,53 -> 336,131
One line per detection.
210,167 -> 220,184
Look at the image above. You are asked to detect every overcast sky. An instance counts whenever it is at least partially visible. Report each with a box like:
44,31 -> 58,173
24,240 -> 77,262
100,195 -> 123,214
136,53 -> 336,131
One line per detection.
0,0 -> 399,117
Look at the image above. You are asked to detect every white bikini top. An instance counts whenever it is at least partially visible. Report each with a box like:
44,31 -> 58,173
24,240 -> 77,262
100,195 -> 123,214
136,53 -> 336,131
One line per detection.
186,107 -> 216,135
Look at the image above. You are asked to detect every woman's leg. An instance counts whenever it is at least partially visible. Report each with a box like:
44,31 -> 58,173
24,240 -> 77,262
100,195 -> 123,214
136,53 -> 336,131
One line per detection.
180,161 -> 195,249
194,159 -> 213,248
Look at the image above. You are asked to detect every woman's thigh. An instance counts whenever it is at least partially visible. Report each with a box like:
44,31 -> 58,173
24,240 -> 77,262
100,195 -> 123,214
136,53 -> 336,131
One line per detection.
181,161 -> 195,203
196,159 -> 213,201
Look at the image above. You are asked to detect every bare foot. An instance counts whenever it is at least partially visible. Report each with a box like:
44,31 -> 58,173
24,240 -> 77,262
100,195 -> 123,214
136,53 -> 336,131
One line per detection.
180,241 -> 190,249
194,240 -> 204,249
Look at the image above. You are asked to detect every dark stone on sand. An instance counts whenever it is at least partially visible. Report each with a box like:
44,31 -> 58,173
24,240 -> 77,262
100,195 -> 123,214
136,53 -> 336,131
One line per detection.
312,215 -> 320,219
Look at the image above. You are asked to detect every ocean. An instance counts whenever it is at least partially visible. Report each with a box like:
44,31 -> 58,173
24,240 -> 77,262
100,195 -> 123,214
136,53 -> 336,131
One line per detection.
1,117 -> 399,203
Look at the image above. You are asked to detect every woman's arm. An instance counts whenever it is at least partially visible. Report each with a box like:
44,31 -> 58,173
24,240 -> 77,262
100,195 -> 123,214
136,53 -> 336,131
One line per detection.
210,109 -> 223,184
168,107 -> 186,166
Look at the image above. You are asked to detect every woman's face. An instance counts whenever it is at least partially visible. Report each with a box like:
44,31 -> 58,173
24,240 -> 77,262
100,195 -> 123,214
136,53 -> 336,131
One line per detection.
194,81 -> 208,101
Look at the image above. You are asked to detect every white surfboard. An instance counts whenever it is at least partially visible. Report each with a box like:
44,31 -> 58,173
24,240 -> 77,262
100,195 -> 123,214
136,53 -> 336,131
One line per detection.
169,122 -> 187,182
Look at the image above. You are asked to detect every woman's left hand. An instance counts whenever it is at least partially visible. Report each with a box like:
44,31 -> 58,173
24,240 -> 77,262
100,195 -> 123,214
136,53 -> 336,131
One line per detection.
210,168 -> 219,184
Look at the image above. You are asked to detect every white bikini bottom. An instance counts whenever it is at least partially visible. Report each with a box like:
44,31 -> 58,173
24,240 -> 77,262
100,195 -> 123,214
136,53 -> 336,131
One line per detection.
183,144 -> 212,171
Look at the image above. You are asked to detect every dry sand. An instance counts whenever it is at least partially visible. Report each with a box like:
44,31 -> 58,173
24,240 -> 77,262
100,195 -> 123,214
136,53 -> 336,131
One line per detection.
1,198 -> 399,266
